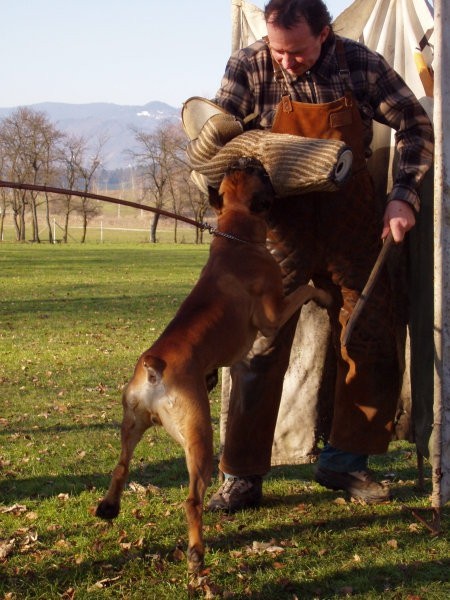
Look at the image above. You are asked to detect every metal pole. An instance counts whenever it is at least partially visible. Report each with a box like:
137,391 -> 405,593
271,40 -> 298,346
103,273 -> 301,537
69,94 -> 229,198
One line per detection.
432,0 -> 450,511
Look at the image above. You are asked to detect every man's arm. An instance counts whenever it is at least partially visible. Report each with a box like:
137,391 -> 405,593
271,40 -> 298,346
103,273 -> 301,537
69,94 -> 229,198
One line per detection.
369,53 -> 434,240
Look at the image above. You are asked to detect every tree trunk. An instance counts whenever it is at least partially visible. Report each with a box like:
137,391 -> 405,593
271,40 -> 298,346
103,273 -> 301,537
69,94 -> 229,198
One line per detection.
19,205 -> 26,241
12,211 -> 20,241
45,194 -> 53,244
150,213 -> 160,243
30,197 -> 41,243
63,205 -> 70,243
81,212 -> 87,243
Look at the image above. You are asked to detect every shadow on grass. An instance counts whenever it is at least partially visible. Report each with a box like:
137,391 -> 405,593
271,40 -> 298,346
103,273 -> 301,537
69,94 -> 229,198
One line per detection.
0,421 -> 120,438
0,455 -> 446,598
240,558 -> 450,599
0,456 -> 432,509
2,559 -> 447,600
0,455 -> 189,503
0,290 -> 190,319
1,510 -> 447,599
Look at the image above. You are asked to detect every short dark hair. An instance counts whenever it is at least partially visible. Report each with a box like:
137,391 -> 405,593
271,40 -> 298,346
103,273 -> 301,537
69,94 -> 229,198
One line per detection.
264,0 -> 333,36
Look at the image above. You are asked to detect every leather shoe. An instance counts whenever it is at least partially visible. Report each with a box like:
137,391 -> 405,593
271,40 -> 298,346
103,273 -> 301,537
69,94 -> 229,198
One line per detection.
314,466 -> 391,503
207,476 -> 262,512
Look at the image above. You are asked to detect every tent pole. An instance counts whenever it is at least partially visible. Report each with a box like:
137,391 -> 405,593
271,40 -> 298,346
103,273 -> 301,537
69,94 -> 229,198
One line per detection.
432,0 -> 450,514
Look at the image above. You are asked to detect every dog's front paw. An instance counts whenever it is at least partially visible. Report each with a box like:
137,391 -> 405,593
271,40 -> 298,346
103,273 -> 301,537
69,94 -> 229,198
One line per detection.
314,289 -> 333,308
187,544 -> 205,574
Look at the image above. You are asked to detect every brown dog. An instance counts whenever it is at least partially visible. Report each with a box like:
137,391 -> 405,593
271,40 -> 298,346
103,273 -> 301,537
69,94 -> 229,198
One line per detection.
96,158 -> 331,573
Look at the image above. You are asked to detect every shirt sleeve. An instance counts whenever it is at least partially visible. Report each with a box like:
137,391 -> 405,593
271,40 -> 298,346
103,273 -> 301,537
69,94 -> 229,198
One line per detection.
369,53 -> 434,211
213,50 -> 257,121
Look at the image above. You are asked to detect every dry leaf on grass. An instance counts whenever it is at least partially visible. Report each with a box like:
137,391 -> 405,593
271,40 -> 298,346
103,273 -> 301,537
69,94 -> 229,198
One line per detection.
127,481 -> 161,496
0,539 -> 16,559
249,540 -> 284,555
87,575 -> 121,591
172,546 -> 185,562
334,497 -> 347,505
20,529 -> 38,547
340,585 -> 354,595
128,481 -> 147,494
0,504 -> 27,515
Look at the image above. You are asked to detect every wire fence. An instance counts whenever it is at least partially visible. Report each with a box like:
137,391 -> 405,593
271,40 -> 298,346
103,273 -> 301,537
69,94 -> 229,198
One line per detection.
0,214 -> 210,244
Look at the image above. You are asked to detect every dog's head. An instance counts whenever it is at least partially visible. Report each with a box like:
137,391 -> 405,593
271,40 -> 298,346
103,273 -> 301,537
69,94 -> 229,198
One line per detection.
209,157 -> 275,215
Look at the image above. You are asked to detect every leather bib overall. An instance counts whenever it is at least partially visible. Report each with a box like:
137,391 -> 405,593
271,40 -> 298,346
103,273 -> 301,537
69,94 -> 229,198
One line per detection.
219,43 -> 402,477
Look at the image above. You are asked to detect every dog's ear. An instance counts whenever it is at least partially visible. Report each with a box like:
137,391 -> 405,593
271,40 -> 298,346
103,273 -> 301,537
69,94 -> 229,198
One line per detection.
208,185 -> 223,211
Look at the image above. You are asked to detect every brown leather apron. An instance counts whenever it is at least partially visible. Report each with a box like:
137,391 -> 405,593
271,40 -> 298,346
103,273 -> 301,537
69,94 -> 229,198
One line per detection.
219,43 -> 402,476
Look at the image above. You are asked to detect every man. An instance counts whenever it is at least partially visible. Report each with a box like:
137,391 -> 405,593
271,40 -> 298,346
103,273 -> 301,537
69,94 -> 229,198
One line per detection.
207,0 -> 434,510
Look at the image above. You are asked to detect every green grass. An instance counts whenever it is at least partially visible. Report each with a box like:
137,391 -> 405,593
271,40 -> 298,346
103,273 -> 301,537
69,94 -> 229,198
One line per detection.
0,243 -> 448,599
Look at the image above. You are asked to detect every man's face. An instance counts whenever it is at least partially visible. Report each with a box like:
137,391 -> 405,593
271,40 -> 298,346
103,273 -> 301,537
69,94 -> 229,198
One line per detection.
267,18 -> 330,76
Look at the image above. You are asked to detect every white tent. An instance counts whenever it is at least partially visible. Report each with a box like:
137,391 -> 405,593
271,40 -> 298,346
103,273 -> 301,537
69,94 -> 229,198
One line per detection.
226,0 -> 449,511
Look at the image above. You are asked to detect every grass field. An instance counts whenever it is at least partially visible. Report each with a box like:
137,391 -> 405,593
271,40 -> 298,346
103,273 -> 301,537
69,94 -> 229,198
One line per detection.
0,243 -> 448,599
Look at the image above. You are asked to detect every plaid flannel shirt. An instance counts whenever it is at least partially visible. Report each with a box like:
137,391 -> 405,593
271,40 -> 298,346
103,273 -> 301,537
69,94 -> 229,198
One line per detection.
214,34 -> 434,210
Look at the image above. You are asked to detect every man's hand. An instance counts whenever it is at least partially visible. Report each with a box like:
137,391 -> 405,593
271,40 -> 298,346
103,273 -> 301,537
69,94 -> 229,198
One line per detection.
382,199 -> 416,242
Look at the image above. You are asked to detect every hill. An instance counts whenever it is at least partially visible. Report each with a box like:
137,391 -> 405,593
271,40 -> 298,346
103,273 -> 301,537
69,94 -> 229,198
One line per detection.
0,101 -> 181,170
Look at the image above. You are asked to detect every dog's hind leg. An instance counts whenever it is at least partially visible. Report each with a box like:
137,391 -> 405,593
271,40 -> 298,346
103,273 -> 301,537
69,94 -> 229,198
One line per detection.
177,388 -> 214,573
96,399 -> 150,520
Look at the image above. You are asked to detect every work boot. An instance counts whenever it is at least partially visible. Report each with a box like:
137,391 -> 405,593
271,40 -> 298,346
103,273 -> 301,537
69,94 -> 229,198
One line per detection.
314,466 -> 391,504
207,476 -> 263,512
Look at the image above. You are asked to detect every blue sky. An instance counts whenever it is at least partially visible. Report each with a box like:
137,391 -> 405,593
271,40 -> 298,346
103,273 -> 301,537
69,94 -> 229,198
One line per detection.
1,1 -> 353,109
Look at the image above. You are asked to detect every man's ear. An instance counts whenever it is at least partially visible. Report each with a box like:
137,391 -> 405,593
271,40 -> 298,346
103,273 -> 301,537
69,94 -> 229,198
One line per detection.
208,185 -> 223,211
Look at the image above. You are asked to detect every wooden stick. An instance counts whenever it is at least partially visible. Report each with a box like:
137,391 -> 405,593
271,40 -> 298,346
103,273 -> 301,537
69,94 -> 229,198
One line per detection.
342,232 -> 395,346
402,504 -> 441,536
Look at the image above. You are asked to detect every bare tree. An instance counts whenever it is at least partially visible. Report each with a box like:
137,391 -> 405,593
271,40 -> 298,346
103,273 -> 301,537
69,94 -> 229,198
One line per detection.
76,140 -> 105,243
185,178 -> 211,244
0,107 -> 63,242
0,153 -> 7,241
57,135 -> 88,243
129,122 -> 191,243
162,124 -> 193,242
168,125 -> 214,243
0,193 -> 6,241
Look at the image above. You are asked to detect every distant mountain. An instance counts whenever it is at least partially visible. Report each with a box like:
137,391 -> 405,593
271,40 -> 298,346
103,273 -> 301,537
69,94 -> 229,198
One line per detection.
0,101 -> 181,170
